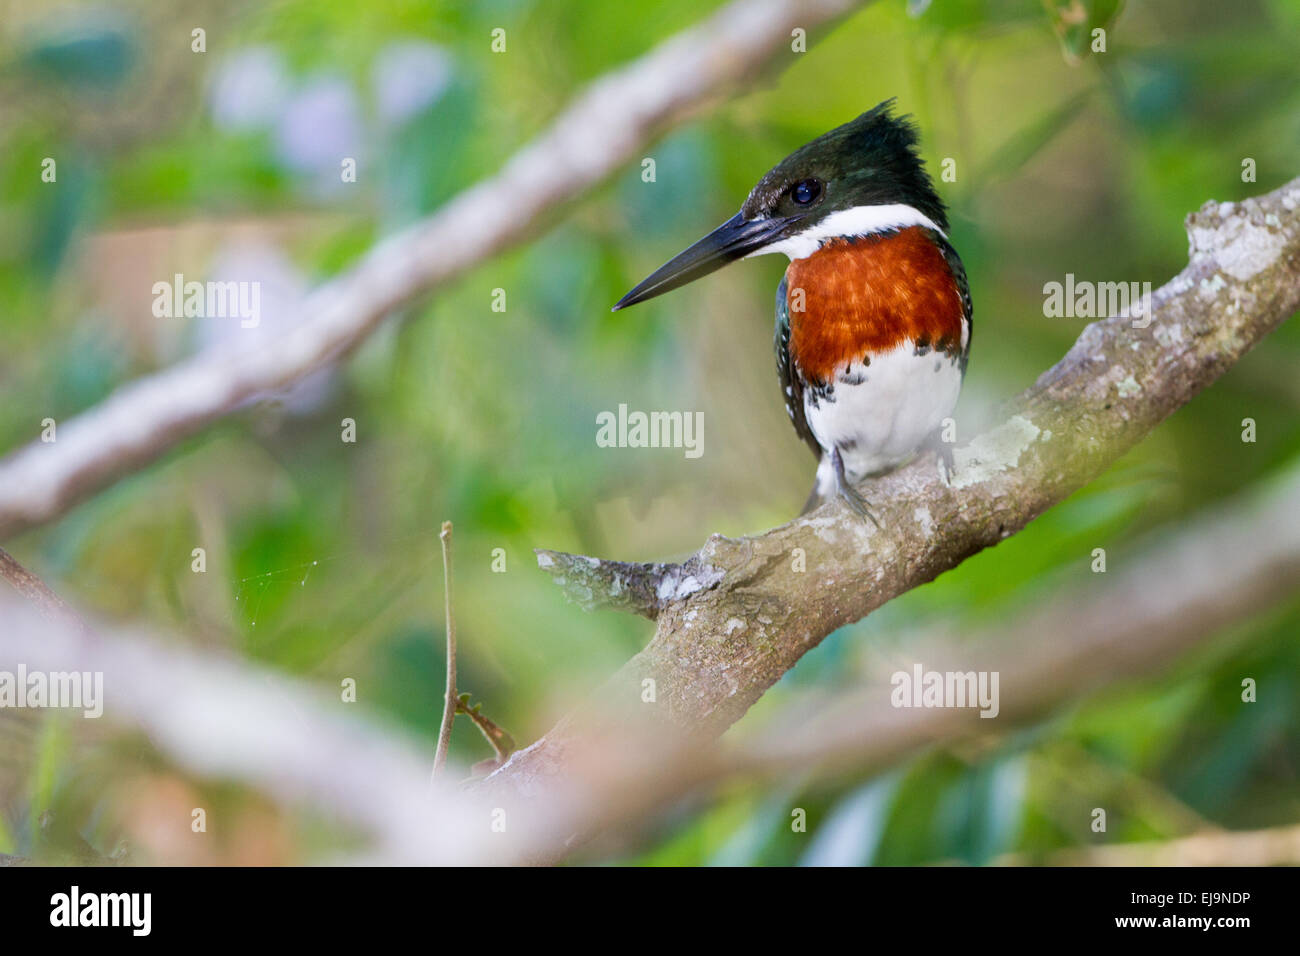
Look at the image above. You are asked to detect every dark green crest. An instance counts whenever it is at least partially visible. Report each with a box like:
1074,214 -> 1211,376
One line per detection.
740,99 -> 947,231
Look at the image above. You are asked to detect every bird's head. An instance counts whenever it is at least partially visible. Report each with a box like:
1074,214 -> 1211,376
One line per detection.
613,99 -> 947,311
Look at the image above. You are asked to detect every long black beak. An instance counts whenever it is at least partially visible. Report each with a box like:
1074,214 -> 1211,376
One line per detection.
612,212 -> 800,311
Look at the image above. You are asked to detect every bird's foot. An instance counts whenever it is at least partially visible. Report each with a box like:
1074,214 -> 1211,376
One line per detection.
832,447 -> 880,528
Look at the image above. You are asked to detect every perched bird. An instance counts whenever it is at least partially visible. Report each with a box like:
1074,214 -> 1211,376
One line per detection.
613,100 -> 971,523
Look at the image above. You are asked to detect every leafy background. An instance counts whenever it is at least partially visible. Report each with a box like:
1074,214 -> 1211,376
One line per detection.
1,0 -> 1298,864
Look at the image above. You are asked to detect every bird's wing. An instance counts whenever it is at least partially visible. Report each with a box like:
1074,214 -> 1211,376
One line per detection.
774,274 -> 823,462
934,232 -> 973,377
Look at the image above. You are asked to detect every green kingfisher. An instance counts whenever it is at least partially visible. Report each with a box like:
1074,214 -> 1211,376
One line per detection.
613,100 -> 971,522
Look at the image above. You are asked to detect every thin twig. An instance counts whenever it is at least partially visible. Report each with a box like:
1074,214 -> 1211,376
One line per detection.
456,693 -> 517,764
432,521 -> 457,782
0,545 -> 89,632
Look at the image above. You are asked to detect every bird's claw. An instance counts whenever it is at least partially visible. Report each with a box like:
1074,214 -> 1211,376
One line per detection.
832,447 -> 881,528
924,430 -> 956,485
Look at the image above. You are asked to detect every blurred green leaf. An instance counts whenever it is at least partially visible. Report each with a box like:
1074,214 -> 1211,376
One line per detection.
974,90 -> 1092,188
936,756 -> 1027,865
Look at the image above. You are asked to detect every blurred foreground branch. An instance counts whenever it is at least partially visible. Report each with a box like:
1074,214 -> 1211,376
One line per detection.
997,823 -> 1300,867
0,0 -> 865,541
0,596 -> 487,864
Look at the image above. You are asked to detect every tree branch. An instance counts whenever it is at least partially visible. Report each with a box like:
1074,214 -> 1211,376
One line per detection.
0,0 -> 867,542
460,449 -> 1300,862
731,453 -> 1300,781
490,177 -> 1300,806
535,549 -> 725,619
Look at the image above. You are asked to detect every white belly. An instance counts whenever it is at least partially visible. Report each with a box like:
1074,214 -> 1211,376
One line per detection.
805,339 -> 962,483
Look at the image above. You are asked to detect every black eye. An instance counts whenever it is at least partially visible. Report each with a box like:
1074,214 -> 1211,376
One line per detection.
791,179 -> 821,205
